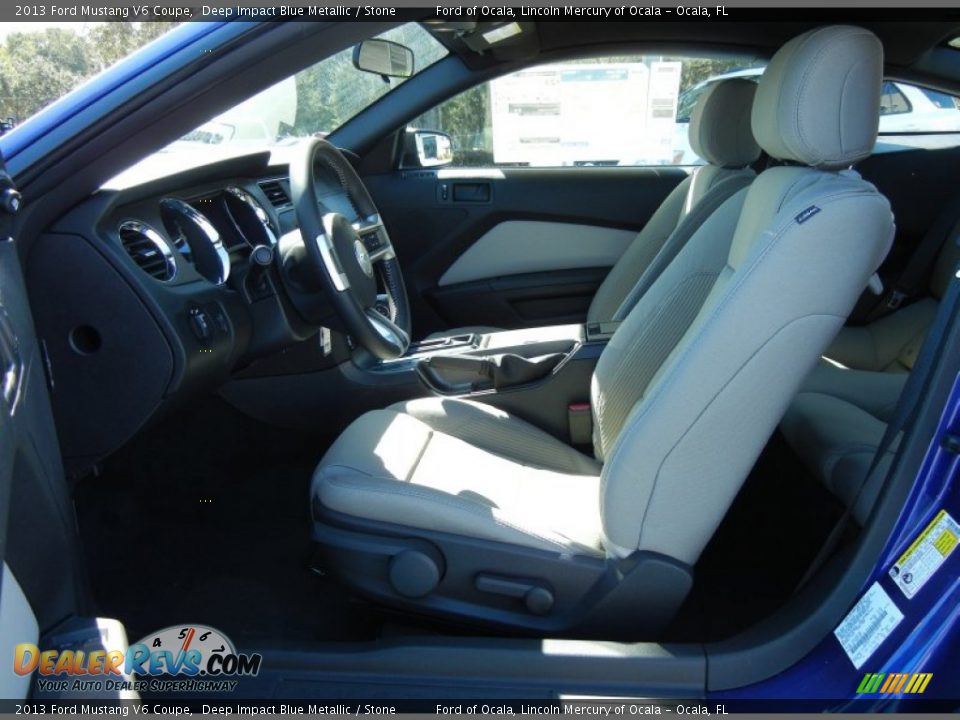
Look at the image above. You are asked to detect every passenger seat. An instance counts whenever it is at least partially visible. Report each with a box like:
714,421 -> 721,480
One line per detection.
428,77 -> 761,339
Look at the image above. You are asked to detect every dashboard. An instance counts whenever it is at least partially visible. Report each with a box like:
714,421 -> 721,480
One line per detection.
27,150 -> 359,471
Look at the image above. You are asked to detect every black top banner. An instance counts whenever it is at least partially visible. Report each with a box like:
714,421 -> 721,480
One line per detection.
4,2 -> 960,23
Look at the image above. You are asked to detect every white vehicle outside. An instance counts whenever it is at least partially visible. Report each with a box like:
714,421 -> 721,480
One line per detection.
670,67 -> 960,165
489,61 -> 682,167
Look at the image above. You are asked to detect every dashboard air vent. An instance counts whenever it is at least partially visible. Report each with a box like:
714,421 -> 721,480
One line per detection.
118,221 -> 176,282
258,180 -> 291,209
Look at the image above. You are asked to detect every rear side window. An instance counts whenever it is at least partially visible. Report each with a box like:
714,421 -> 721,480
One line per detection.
879,82 -> 911,115
920,88 -> 959,109
875,81 -> 960,154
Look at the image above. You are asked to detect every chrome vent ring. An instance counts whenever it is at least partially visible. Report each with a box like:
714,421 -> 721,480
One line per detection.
118,220 -> 177,282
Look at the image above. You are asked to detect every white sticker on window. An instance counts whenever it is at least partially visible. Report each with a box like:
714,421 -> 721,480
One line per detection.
834,582 -> 904,669
890,509 -> 960,599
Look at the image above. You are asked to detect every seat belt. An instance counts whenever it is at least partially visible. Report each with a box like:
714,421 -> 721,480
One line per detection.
869,192 -> 960,317
796,257 -> 960,591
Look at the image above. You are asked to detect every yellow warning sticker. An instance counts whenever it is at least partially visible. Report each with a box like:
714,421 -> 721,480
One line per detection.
934,529 -> 957,556
890,509 -> 960,599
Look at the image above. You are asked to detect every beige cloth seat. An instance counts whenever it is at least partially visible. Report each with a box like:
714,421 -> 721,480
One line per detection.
426,77 -> 761,340
313,27 -> 893,626
316,398 -> 604,555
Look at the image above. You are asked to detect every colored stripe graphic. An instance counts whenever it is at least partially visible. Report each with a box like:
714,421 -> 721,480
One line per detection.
858,672 -> 932,694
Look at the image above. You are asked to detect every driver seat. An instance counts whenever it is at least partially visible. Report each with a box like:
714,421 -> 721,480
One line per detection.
311,26 -> 894,636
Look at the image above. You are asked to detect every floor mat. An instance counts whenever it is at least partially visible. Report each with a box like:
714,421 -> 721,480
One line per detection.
667,431 -> 847,642
73,395 -> 383,646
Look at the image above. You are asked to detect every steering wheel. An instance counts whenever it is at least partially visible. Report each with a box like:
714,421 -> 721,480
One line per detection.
289,138 -> 411,360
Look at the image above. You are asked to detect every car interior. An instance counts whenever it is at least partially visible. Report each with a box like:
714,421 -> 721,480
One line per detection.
4,16 -> 960,699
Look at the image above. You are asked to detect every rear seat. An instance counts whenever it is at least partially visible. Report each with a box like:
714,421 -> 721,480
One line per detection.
825,219 -> 960,372
780,214 -> 960,523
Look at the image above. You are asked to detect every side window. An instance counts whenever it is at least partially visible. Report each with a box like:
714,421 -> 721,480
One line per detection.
879,81 -> 911,116
411,56 -> 759,168
415,63 -> 960,166
876,81 -> 960,154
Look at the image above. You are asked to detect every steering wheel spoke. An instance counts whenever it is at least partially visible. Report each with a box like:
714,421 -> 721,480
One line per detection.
315,231 -> 351,292
288,138 -> 411,360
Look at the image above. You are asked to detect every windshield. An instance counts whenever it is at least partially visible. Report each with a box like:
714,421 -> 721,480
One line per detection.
103,23 -> 446,188
174,24 -> 445,153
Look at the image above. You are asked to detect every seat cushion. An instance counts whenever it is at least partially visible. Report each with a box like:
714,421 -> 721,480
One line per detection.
313,399 -> 604,556
780,363 -> 905,524
395,397 -> 601,475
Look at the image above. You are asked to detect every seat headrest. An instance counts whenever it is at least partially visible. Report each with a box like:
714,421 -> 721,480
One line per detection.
751,25 -> 884,169
689,78 -> 761,169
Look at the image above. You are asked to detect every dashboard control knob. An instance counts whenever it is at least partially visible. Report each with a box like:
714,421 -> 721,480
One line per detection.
187,306 -> 213,342
1,188 -> 21,215
251,244 -> 274,267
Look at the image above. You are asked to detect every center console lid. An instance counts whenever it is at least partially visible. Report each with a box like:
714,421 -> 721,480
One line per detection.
406,323 -> 584,362
413,324 -> 585,396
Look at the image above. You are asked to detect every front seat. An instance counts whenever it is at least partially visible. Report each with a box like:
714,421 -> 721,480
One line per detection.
426,76 -> 761,339
312,26 -> 894,637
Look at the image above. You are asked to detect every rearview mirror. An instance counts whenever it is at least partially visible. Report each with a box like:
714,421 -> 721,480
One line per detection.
353,39 -> 414,79
414,130 -> 454,167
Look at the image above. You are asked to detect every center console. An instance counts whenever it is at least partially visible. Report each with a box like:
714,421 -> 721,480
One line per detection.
351,322 -> 619,446
224,322 -> 620,439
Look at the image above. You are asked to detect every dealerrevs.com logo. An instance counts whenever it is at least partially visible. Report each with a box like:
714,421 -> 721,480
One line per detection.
15,625 -> 261,694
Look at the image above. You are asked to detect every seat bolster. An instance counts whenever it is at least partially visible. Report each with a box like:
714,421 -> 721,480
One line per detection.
317,408 -> 430,482
392,397 -> 601,476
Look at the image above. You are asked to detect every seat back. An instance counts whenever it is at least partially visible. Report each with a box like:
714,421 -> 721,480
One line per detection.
587,78 -> 761,322
592,25 -> 895,563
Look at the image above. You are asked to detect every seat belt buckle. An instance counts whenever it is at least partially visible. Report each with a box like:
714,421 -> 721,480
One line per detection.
568,402 -> 592,446
887,289 -> 908,310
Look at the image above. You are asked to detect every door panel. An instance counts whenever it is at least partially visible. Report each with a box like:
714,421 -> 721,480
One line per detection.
364,166 -> 686,336
438,220 -> 635,286
0,163 -> 87,695
431,267 -> 610,329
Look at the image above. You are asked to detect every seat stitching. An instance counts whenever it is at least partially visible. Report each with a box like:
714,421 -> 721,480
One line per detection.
406,429 -> 433,482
